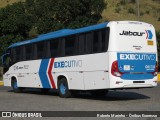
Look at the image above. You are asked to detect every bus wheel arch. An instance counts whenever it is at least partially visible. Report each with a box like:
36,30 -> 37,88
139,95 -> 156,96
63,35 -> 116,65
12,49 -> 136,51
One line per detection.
11,76 -> 17,86
11,76 -> 23,93
57,75 -> 70,89
57,75 -> 72,98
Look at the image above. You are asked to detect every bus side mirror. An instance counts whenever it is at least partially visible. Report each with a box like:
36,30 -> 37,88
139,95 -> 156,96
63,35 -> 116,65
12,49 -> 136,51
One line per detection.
1,53 -> 10,67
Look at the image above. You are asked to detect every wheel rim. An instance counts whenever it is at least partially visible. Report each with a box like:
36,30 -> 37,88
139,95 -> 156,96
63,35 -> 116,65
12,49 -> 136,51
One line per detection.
60,83 -> 66,95
13,81 -> 18,89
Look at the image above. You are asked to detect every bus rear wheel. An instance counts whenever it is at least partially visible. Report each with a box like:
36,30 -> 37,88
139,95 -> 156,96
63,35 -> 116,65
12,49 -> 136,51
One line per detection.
58,78 -> 72,98
12,79 -> 23,93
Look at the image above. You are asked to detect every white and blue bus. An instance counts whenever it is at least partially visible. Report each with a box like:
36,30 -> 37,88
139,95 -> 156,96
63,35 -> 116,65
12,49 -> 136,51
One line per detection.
2,21 -> 158,98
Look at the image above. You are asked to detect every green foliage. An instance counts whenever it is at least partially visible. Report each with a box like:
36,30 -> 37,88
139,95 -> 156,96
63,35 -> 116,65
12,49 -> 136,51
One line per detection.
115,7 -> 122,13
157,30 -> 160,43
0,0 -> 106,66
130,0 -> 136,4
0,2 -> 34,37
0,35 -> 23,65
0,35 -> 23,52
145,10 -> 150,14
0,67 -> 2,80
119,0 -> 126,5
152,0 -> 160,3
37,18 -> 64,34
0,2 -> 34,65
140,12 -> 144,16
27,0 -> 106,34
128,8 -> 135,14
156,30 -> 160,56
120,0 -> 136,5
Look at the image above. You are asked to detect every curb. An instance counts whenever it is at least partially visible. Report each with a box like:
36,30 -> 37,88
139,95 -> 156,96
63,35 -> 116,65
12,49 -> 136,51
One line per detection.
158,74 -> 160,83
0,81 -> 4,86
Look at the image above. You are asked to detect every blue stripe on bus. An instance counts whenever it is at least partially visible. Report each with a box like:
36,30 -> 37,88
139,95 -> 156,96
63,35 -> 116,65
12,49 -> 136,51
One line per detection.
39,59 -> 51,88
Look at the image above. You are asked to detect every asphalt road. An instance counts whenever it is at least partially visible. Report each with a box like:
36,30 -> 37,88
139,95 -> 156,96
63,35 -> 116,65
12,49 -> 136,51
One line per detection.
0,85 -> 160,119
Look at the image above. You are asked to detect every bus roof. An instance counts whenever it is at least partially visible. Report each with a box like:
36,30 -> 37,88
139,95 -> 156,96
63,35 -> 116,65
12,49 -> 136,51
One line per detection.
8,22 -> 109,48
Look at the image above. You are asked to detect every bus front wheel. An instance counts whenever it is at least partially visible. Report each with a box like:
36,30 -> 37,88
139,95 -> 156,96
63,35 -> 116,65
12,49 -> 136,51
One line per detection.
12,79 -> 23,93
58,78 -> 72,98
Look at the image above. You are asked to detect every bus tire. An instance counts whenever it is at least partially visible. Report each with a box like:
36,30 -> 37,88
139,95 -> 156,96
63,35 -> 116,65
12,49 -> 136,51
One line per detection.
90,90 -> 108,97
58,78 -> 72,98
12,79 -> 23,93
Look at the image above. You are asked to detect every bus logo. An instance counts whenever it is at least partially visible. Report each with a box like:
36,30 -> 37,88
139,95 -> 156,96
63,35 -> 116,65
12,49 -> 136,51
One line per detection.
145,30 -> 153,40
119,53 -> 156,61
145,30 -> 153,45
54,60 -> 82,68
119,30 -> 145,36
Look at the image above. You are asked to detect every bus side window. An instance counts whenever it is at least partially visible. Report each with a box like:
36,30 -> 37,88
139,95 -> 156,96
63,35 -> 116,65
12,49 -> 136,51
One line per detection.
18,46 -> 25,61
65,35 -> 76,56
50,39 -> 59,58
104,27 -> 110,52
11,48 -> 16,64
85,32 -> 93,54
58,38 -> 65,57
78,34 -> 85,55
36,42 -> 46,59
25,44 -> 32,60
93,30 -> 101,53
92,28 -> 110,53
21,46 -> 25,61
15,47 -> 21,62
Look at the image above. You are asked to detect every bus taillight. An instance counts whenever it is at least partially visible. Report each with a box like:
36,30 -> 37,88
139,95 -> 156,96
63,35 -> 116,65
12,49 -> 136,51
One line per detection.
152,61 -> 158,76
111,60 -> 123,77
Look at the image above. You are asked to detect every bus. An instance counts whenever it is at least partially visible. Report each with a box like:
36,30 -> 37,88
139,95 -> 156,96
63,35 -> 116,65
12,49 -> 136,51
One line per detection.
1,21 -> 158,98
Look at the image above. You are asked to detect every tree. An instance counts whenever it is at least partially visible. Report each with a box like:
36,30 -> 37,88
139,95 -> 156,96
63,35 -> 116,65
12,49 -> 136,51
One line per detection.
0,0 -> 106,65
0,35 -> 23,65
54,0 -> 106,28
0,2 -> 34,65
0,2 -> 34,38
25,0 -> 106,34
157,30 -> 160,54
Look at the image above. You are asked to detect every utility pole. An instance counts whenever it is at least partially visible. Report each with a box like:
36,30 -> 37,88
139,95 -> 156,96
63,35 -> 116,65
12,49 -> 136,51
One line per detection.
136,0 -> 140,21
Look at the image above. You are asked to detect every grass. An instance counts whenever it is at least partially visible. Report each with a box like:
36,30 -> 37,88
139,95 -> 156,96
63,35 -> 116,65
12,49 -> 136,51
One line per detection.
101,0 -> 160,31
0,0 -> 24,8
